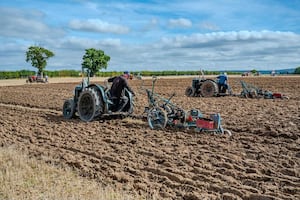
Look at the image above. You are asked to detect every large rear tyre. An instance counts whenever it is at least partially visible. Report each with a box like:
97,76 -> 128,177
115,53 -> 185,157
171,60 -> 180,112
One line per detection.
77,88 -> 100,122
200,80 -> 219,97
63,99 -> 76,119
147,106 -> 168,130
123,90 -> 134,115
185,86 -> 195,97
127,102 -> 134,115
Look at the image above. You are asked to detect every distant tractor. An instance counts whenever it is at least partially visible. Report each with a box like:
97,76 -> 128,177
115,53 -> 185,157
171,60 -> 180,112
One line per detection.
62,75 -> 134,122
185,71 -> 232,97
26,75 -> 47,83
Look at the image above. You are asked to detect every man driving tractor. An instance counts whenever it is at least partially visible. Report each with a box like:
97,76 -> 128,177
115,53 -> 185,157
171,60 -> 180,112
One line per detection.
108,71 -> 135,112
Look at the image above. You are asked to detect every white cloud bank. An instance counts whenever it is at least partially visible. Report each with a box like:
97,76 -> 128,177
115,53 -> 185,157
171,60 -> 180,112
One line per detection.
168,18 -> 192,28
69,19 -> 130,34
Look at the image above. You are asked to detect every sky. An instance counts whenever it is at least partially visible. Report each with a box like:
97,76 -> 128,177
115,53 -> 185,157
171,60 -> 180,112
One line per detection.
1,0 -> 300,72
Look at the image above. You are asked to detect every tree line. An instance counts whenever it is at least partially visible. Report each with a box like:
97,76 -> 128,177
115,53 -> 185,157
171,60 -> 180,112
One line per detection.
1,68 -> 299,79
0,70 -> 239,79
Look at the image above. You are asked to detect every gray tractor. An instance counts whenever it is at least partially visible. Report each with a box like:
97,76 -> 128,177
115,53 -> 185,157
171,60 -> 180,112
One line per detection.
62,75 -> 134,122
185,71 -> 232,97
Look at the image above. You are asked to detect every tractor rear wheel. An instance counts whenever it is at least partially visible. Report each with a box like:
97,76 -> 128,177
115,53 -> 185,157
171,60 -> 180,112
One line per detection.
185,86 -> 195,97
147,106 -> 168,130
77,88 -> 100,122
63,99 -> 76,119
200,80 -> 218,97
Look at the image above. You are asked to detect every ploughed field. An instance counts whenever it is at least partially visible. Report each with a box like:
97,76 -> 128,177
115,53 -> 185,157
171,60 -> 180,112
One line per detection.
0,76 -> 299,200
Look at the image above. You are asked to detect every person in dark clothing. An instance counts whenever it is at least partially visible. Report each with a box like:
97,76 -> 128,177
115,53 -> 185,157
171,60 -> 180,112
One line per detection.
108,72 -> 135,112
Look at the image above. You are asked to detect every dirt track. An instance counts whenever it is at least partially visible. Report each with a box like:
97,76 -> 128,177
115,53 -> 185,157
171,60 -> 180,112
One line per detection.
0,76 -> 299,199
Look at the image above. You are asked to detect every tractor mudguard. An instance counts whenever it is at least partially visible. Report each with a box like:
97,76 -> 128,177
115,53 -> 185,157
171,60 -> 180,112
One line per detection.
123,88 -> 134,114
205,79 -> 217,83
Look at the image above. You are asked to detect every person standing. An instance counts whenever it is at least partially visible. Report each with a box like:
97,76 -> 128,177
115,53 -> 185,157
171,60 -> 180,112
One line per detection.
217,72 -> 228,93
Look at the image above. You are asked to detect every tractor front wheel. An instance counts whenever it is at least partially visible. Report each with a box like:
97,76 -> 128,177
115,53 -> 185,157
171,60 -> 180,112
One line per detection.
185,86 -> 195,97
63,99 -> 76,119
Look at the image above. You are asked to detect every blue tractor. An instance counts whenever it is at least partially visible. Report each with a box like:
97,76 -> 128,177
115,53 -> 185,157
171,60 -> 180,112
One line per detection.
62,73 -> 134,122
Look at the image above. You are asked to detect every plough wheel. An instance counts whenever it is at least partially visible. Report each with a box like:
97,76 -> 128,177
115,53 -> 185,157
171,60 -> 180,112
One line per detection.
246,89 -> 257,98
77,88 -> 100,122
147,106 -> 168,130
200,80 -> 218,97
63,99 -> 75,119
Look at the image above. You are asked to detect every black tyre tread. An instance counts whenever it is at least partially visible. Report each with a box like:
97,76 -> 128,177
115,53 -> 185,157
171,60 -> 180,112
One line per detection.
62,99 -> 76,119
200,80 -> 218,97
89,85 -> 104,116
77,88 -> 100,122
185,86 -> 195,97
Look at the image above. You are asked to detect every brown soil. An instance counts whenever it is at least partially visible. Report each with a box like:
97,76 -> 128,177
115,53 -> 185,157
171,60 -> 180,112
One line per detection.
0,76 -> 299,199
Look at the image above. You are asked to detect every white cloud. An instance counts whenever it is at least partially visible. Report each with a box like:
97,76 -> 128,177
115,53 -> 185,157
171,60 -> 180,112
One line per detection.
143,30 -> 300,70
61,37 -> 121,49
168,18 -> 192,28
1,30 -> 300,71
141,18 -> 159,32
0,7 -> 65,41
200,21 -> 220,31
69,19 -> 130,34
158,30 -> 300,48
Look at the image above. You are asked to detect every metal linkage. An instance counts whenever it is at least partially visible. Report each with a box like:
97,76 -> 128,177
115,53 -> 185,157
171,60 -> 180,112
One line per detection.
240,80 -> 288,99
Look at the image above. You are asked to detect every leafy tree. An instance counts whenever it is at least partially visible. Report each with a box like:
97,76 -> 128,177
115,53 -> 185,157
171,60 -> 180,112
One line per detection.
250,69 -> 257,74
81,48 -> 110,77
26,46 -> 54,75
295,67 -> 300,74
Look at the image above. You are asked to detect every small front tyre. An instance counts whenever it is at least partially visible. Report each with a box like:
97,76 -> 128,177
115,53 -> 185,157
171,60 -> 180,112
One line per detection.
185,86 -> 195,97
63,99 -> 76,119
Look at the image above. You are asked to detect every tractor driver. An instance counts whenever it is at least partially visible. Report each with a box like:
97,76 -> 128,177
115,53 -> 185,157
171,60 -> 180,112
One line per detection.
217,72 -> 228,93
108,71 -> 135,112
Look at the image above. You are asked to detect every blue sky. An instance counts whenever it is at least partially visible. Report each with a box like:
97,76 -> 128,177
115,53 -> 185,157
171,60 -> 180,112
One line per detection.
1,0 -> 300,72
